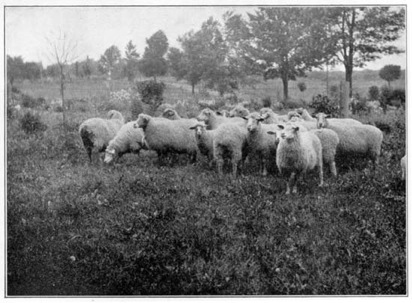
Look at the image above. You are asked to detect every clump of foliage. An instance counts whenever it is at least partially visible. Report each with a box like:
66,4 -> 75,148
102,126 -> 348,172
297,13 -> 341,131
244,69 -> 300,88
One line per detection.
309,94 -> 339,116
21,94 -> 45,109
368,85 -> 380,100
261,96 -> 272,108
379,64 -> 401,87
134,80 -> 166,112
380,86 -> 405,110
19,111 -> 47,134
130,94 -> 144,120
297,82 -> 307,92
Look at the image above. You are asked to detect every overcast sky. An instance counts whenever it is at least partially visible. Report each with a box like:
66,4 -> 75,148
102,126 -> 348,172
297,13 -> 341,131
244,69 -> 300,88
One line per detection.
5,5 -> 407,71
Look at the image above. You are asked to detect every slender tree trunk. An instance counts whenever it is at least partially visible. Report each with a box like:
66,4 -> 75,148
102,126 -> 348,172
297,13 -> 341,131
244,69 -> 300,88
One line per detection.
191,83 -> 195,94
282,74 -> 289,101
59,64 -> 66,132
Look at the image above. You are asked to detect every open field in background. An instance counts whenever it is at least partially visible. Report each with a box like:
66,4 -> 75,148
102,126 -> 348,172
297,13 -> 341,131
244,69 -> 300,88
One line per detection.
7,71 -> 406,295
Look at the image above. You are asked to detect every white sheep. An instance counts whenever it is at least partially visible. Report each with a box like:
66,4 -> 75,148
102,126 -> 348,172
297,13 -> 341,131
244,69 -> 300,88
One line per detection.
161,108 -> 181,120
134,113 -> 198,165
296,108 -> 316,122
259,107 -> 288,124
316,113 -> 383,168
213,122 -> 249,179
243,112 -> 278,176
104,122 -> 148,164
401,155 -> 406,180
310,128 -> 340,177
315,112 -> 363,128
229,104 -> 250,118
197,108 -> 244,130
268,123 -> 323,194
79,110 -> 125,163
189,121 -> 217,167
216,109 -> 230,117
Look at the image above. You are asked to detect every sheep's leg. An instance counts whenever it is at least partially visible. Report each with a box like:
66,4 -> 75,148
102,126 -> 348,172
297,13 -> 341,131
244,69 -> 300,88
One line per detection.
292,172 -> 299,194
318,162 -> 324,187
86,147 -> 92,163
286,172 -> 296,195
261,157 -> 268,176
232,150 -> 243,179
216,159 -> 224,176
330,161 -> 337,177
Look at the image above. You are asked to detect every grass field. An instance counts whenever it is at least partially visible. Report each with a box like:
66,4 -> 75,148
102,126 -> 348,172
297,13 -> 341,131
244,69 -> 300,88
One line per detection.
6,72 -> 406,295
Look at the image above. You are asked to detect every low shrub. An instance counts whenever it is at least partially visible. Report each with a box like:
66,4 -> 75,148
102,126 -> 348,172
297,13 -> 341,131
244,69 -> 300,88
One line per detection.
20,111 -> 47,134
310,94 -> 339,116
21,94 -> 45,109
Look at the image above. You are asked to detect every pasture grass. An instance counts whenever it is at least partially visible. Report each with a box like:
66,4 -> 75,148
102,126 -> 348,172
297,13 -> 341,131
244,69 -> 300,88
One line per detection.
6,75 -> 406,295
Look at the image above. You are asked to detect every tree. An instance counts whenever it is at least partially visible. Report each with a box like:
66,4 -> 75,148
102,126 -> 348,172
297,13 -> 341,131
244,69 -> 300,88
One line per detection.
123,40 -> 140,82
7,56 -> 25,86
326,7 -> 405,96
45,30 -> 78,131
379,64 -> 401,87
225,7 -> 336,101
138,30 -> 169,81
82,56 -> 93,79
167,47 -> 186,80
98,45 -> 121,80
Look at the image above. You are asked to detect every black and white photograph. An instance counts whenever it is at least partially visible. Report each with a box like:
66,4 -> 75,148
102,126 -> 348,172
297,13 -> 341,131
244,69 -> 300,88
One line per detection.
3,0 -> 408,297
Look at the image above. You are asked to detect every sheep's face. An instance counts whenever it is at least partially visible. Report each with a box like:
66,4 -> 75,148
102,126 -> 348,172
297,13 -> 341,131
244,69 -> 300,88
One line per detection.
278,124 -> 299,143
245,113 -> 264,133
316,113 -> 328,128
259,107 -> 273,115
229,106 -> 249,118
197,109 -> 213,124
104,147 -> 117,164
190,123 -> 206,137
135,114 -> 150,129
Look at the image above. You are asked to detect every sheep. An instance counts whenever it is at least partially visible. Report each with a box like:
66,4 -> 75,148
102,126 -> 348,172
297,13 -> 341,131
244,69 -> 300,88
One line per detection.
268,123 -> 323,194
213,122 -> 249,179
401,155 -> 406,180
259,107 -> 289,124
243,112 -> 278,176
229,104 -> 250,118
134,113 -> 198,165
197,108 -> 244,130
79,110 -> 125,163
296,108 -> 316,122
216,109 -> 230,117
315,112 -> 362,128
287,111 -> 303,122
310,128 -> 340,177
316,113 -> 383,168
104,122 -> 148,164
189,121 -> 217,167
161,108 -> 181,120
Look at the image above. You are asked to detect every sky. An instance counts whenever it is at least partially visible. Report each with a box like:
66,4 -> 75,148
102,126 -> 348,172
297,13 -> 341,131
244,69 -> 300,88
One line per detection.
5,5 -> 407,71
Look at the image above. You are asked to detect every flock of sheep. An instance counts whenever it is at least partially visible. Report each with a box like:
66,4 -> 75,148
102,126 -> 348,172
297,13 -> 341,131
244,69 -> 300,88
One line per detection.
78,103 -> 398,194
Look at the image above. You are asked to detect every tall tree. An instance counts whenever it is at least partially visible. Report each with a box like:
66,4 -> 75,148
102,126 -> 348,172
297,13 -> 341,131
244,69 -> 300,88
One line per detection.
123,40 -> 140,82
379,64 -> 401,88
225,7 -> 336,101
98,45 -> 121,80
138,30 -> 169,81
45,30 -> 78,131
326,7 -> 405,95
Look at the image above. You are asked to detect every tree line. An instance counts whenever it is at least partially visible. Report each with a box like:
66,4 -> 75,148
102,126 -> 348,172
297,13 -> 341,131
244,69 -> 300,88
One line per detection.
7,6 -> 405,100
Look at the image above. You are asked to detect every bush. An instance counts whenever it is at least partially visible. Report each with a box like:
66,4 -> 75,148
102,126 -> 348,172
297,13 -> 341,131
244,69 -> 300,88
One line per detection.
261,96 -> 272,108
309,94 -> 339,116
21,94 -> 45,109
134,80 -> 166,112
297,82 -> 307,92
368,86 -> 380,101
380,86 -> 405,110
130,94 -> 144,120
20,111 -> 47,134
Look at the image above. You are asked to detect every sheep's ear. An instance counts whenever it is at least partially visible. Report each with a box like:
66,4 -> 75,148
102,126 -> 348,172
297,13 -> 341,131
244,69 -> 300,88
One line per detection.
267,131 -> 276,135
242,116 -> 248,120
277,124 -> 284,130
292,126 -> 299,132
257,116 -> 265,122
189,125 -> 197,130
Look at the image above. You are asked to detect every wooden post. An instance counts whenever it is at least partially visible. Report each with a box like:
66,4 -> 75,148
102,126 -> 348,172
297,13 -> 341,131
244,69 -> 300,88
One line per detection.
340,81 -> 350,118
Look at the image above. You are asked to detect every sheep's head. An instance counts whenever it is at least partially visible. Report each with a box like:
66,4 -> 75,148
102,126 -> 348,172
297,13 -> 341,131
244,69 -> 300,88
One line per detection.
229,105 -> 250,118
134,114 -> 151,129
244,112 -> 264,133
197,108 -> 214,124
104,147 -> 117,164
189,121 -> 207,137
259,107 -> 274,115
274,124 -> 299,143
216,109 -> 229,117
287,111 -> 303,121
108,110 -> 124,122
315,113 -> 328,128
162,108 -> 179,120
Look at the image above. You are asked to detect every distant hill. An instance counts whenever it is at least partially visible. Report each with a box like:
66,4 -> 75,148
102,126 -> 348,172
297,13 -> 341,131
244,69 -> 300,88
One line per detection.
307,69 -> 406,83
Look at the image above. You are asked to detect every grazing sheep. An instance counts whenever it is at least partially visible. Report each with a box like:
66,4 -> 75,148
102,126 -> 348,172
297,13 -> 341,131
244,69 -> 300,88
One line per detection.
229,104 -> 250,118
296,108 -> 316,122
79,110 -> 125,163
134,114 -> 198,165
287,111 -> 303,122
197,108 -> 244,130
268,123 -> 323,194
316,113 -> 383,168
104,122 -> 148,164
310,128 -> 340,177
217,109 -> 230,117
315,112 -> 362,128
259,107 -> 288,124
213,122 -> 249,179
243,112 -> 278,176
401,155 -> 406,180
189,121 -> 217,167
162,108 -> 181,120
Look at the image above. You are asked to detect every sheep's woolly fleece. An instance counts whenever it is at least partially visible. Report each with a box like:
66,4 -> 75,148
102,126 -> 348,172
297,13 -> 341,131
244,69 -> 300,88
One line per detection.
197,108 -> 244,130
104,121 -> 147,164
189,121 -> 217,165
310,128 -> 340,177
